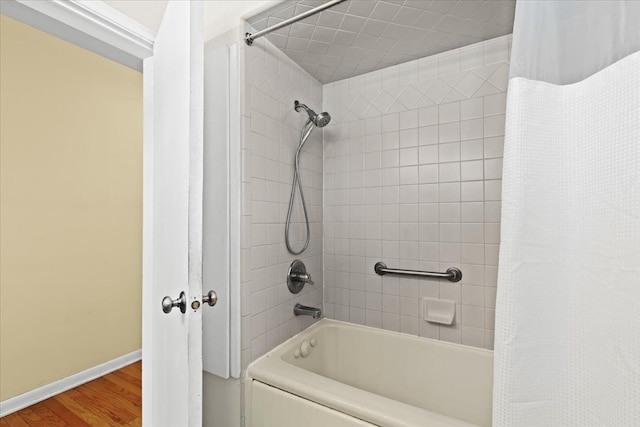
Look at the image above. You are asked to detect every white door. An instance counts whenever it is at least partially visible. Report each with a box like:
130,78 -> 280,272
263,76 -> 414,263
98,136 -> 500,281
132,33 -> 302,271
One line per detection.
142,1 -> 205,426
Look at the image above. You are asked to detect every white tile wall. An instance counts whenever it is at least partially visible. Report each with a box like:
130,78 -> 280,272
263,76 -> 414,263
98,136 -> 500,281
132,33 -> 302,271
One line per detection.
322,35 -> 511,350
240,36 -> 324,369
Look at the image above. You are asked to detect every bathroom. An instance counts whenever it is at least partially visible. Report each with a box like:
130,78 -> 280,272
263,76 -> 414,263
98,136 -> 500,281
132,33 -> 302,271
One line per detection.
241,1 -> 510,351
1,0 -> 638,426
238,0 -> 639,424
240,2 -> 508,425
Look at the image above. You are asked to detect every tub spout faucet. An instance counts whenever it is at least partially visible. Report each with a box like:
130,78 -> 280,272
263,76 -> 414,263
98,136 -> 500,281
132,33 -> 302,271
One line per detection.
294,303 -> 321,319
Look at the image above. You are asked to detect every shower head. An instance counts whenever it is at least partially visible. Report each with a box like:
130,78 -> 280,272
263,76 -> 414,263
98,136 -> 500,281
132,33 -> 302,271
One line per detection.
294,100 -> 331,127
313,111 -> 331,127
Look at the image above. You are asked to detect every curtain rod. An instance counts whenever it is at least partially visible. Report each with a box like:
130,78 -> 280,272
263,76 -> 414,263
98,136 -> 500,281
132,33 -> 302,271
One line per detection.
245,0 -> 348,46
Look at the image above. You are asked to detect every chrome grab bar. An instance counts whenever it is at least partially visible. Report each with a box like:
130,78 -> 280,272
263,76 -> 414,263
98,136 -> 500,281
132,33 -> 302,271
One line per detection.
374,262 -> 462,283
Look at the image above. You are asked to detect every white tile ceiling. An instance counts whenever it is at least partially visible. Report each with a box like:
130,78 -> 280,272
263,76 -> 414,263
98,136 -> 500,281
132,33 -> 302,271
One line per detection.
246,0 -> 515,84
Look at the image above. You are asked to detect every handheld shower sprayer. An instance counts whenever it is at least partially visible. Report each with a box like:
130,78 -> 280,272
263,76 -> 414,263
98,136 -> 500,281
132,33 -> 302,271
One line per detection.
285,101 -> 332,255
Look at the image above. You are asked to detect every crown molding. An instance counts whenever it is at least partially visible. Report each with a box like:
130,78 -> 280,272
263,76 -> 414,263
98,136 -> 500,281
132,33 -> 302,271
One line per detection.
1,0 -> 155,70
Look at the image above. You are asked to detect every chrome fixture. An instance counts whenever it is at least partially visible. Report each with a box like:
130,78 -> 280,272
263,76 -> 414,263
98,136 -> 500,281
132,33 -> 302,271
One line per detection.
287,259 -> 314,294
202,290 -> 218,307
294,100 -> 331,128
162,290 -> 218,313
162,291 -> 186,314
244,0 -> 348,46
285,101 -> 332,255
374,262 -> 463,283
294,303 -> 321,319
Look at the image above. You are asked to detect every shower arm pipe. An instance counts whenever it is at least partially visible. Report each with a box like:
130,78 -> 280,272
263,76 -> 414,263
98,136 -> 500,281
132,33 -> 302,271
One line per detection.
245,0 -> 348,45
374,262 -> 463,283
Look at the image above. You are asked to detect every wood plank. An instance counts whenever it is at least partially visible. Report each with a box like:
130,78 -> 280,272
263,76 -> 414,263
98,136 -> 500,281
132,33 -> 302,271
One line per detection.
125,417 -> 142,427
97,376 -> 141,406
111,369 -> 141,392
2,413 -> 30,427
70,386 -> 136,425
119,362 -> 141,381
15,409 -> 41,424
103,371 -> 142,398
53,393 -> 111,427
45,396 -> 92,427
28,403 -> 68,427
80,378 -> 141,418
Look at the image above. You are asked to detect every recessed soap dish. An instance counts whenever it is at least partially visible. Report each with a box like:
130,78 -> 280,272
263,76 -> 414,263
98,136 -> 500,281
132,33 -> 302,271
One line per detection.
423,297 -> 456,325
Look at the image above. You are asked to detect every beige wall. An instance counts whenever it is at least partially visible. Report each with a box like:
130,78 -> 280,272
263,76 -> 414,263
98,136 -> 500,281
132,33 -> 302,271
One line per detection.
0,15 -> 142,400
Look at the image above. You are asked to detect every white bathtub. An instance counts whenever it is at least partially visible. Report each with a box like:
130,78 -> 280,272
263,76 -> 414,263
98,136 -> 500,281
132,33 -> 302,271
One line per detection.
246,319 -> 493,427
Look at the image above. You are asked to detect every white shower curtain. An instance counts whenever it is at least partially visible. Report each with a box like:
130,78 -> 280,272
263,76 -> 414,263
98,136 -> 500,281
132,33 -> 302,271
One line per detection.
493,1 -> 640,426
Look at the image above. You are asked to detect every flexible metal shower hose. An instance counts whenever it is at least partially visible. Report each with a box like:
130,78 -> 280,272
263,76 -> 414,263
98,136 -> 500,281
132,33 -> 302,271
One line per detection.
285,119 -> 315,255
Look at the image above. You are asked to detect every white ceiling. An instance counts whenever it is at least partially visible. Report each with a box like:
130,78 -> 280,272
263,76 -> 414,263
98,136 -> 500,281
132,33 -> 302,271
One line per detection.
103,0 -> 282,41
102,0 -> 168,33
246,0 -> 515,83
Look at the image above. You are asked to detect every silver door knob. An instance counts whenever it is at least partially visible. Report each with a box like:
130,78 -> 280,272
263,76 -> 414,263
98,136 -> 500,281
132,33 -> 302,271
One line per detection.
162,291 -> 186,314
203,290 -> 217,307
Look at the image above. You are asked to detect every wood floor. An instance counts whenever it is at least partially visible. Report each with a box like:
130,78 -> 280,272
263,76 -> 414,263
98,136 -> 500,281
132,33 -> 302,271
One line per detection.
1,362 -> 141,427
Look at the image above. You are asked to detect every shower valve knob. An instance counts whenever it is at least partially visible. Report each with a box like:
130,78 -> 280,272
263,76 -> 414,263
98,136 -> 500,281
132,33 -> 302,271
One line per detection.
287,260 -> 313,294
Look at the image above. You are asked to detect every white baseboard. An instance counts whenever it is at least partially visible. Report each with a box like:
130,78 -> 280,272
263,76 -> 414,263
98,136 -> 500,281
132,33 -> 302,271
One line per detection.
0,349 -> 141,417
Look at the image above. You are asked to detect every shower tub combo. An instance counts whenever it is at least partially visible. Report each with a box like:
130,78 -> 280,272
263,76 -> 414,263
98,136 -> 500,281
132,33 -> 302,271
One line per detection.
246,319 -> 493,427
